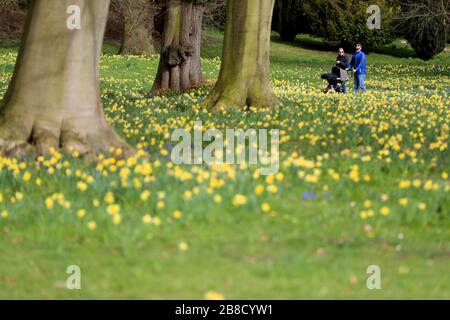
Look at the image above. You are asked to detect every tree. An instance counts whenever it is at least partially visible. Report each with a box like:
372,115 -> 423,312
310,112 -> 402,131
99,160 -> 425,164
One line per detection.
151,0 -> 205,93
0,0 -> 29,44
275,0 -> 302,42
112,0 -> 158,56
0,0 -> 28,10
203,0 -> 278,111
203,0 -> 227,31
0,0 -> 129,157
301,0 -> 397,49
397,0 -> 449,60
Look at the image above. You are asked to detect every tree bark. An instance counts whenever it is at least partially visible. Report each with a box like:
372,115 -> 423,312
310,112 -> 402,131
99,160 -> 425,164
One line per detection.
119,0 -> 156,56
0,0 -> 130,157
151,0 -> 204,93
203,0 -> 279,111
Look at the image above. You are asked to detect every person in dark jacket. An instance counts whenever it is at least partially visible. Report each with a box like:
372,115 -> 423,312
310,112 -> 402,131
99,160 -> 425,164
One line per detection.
336,48 -> 349,69
335,48 -> 349,93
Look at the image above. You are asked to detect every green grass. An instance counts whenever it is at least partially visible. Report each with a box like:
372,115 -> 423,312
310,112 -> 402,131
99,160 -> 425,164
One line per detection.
0,32 -> 449,299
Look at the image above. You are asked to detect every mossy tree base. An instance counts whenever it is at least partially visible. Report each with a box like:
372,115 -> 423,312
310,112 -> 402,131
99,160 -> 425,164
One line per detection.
151,0 -> 204,93
203,0 -> 279,111
0,0 -> 130,158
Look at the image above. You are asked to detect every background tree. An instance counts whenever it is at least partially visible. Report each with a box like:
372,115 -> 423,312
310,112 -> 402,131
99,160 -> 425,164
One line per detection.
203,0 -> 278,111
111,0 -> 159,56
152,0 -> 205,93
301,0 -> 397,49
397,0 -> 449,60
203,0 -> 227,31
0,0 -> 29,44
274,0 -> 302,42
0,0 -> 129,157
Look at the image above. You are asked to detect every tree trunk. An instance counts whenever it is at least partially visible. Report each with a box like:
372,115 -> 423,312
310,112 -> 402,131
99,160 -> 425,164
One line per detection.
0,0 -> 130,157
119,0 -> 156,56
278,0 -> 298,42
151,0 -> 204,93
203,0 -> 279,111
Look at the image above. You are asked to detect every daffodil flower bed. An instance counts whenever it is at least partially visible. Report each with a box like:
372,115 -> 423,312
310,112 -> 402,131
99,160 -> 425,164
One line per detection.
0,40 -> 449,299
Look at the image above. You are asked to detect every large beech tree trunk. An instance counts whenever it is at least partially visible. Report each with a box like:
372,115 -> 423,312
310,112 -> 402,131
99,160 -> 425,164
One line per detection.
119,0 -> 156,56
151,0 -> 204,93
203,0 -> 278,111
0,0 -> 130,157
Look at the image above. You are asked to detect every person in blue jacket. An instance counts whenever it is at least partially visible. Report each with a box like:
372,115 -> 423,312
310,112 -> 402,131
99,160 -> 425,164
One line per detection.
348,43 -> 367,92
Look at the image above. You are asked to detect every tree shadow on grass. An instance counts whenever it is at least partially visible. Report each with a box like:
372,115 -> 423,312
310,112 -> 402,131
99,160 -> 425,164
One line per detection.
271,33 -> 418,59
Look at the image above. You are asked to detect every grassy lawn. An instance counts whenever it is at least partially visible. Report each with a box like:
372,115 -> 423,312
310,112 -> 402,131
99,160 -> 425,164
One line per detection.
0,32 -> 449,299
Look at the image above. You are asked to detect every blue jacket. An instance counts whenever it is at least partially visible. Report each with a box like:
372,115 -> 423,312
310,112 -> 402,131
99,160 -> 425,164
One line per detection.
349,50 -> 367,74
